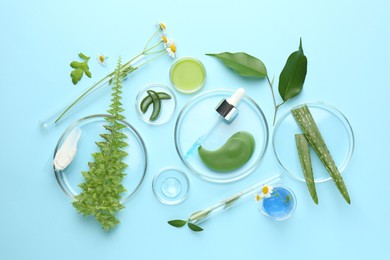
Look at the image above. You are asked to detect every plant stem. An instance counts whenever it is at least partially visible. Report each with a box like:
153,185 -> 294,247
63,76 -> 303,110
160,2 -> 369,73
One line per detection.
266,75 -> 285,125
143,29 -> 159,51
54,72 -> 114,123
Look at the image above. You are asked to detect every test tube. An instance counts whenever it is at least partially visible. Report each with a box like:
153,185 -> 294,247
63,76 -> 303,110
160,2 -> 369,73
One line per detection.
188,173 -> 281,224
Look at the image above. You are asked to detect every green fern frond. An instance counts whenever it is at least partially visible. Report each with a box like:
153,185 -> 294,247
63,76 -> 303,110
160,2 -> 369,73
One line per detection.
73,57 -> 129,231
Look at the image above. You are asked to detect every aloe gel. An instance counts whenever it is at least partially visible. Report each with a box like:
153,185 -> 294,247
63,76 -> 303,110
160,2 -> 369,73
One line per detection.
198,131 -> 255,172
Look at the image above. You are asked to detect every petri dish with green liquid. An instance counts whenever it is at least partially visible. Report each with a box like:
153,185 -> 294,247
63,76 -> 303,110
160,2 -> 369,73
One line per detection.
170,57 -> 206,94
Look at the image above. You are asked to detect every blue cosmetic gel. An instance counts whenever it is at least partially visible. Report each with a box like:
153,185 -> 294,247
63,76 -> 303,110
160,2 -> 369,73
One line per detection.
261,186 -> 296,220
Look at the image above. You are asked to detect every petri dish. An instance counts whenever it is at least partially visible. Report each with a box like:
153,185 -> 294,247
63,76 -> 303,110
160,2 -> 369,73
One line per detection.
175,89 -> 269,183
152,168 -> 190,205
135,84 -> 176,125
273,102 -> 354,183
169,57 -> 206,94
259,185 -> 297,221
53,114 -> 147,203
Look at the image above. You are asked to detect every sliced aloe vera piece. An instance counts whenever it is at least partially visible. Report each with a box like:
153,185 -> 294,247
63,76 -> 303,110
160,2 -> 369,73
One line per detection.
292,105 -> 350,204
140,92 -> 171,113
295,134 -> 318,204
147,90 -> 161,121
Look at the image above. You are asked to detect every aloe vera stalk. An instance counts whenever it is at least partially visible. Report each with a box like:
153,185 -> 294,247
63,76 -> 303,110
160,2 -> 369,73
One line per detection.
295,134 -> 318,204
292,105 -> 350,204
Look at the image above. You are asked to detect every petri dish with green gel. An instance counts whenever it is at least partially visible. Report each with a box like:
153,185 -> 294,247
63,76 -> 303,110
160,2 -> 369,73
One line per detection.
170,57 -> 206,94
175,89 -> 269,183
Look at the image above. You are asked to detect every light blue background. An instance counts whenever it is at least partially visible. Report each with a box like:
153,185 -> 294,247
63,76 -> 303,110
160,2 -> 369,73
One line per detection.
1,0 -> 389,259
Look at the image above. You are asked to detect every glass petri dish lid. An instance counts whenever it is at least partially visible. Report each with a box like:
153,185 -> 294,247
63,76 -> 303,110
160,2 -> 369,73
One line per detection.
273,102 -> 354,183
152,168 -> 190,205
53,114 -> 147,203
175,89 -> 269,183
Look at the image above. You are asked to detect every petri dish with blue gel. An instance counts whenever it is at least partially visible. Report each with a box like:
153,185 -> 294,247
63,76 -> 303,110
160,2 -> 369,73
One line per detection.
152,168 -> 190,205
259,186 -> 297,221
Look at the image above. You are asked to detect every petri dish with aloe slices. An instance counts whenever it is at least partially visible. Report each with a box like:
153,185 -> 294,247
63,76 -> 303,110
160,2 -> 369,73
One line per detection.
273,102 -> 354,183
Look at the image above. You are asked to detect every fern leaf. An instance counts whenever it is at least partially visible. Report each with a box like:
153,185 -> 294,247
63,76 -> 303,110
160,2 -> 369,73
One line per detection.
73,57 -> 129,231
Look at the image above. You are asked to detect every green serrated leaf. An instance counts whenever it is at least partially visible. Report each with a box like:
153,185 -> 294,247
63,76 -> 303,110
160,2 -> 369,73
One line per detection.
278,38 -> 307,101
206,52 -> 267,78
188,222 -> 204,232
168,219 -> 187,227
70,53 -> 92,85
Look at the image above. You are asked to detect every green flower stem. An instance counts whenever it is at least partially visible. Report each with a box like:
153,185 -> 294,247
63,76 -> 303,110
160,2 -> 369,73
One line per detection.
271,191 -> 289,204
143,29 -> 160,51
54,73 -> 114,123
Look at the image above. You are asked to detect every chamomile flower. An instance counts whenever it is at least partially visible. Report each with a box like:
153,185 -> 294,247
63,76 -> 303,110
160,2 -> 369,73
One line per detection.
166,40 -> 177,58
157,22 -> 167,35
255,193 -> 262,202
259,185 -> 274,199
161,35 -> 169,47
97,53 -> 108,66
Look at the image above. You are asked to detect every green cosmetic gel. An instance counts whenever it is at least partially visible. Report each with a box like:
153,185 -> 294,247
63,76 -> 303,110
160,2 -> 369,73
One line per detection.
170,57 -> 205,93
198,131 -> 255,172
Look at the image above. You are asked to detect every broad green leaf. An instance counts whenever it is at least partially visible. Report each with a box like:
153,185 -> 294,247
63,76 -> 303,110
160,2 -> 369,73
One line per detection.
187,222 -> 204,232
206,52 -> 267,78
168,219 -> 187,227
278,38 -> 307,101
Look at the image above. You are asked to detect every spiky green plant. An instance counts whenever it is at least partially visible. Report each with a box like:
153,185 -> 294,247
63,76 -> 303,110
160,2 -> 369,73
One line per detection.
73,58 -> 128,230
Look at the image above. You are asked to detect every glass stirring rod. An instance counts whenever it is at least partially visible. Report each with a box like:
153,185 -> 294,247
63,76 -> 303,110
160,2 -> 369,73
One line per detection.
183,88 -> 246,160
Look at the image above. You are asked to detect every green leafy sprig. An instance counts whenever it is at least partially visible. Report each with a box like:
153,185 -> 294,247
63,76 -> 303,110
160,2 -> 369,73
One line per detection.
72,58 -> 128,231
55,24 -> 176,124
206,38 -> 308,125
70,53 -> 92,85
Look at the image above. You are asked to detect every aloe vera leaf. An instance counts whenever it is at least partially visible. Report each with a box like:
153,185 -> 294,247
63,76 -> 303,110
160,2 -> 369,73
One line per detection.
295,134 -> 318,204
292,105 -> 351,204
147,90 -> 161,121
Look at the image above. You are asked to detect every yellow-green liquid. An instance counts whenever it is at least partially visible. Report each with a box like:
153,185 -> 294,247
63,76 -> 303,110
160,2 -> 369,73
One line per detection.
170,58 -> 205,93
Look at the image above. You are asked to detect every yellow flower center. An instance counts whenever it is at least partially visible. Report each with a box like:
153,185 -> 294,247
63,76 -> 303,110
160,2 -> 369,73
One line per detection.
161,36 -> 168,43
255,194 -> 261,201
170,44 -> 176,53
262,186 -> 269,194
99,55 -> 105,62
160,23 -> 166,30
